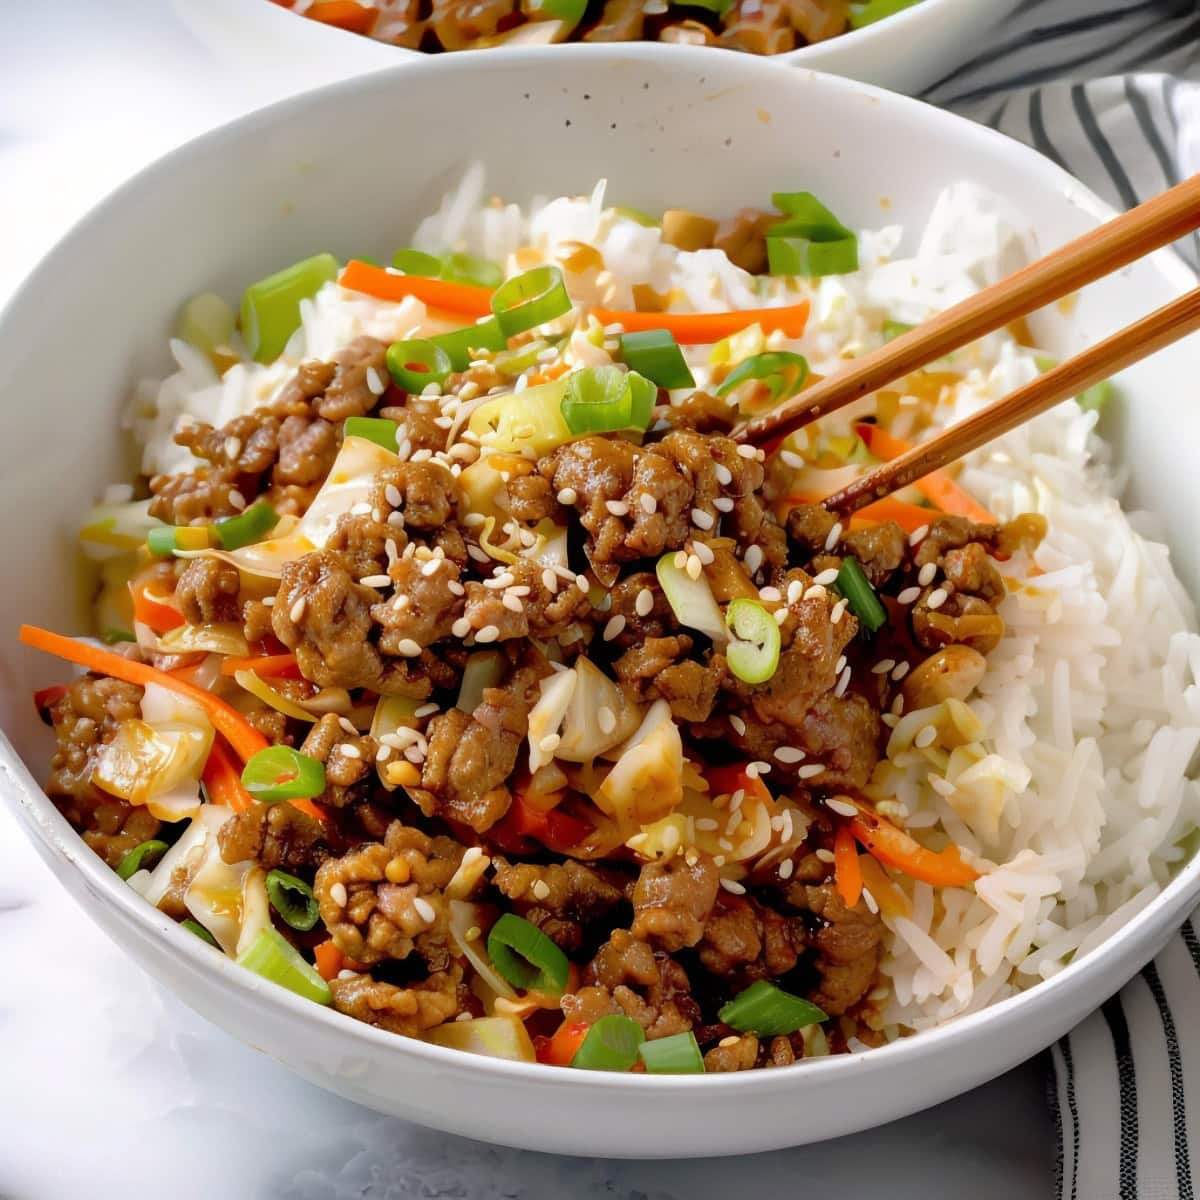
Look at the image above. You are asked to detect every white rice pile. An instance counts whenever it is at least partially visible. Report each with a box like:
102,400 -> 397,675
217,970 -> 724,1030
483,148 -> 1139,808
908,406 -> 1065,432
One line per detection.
127,177 -> 1200,1037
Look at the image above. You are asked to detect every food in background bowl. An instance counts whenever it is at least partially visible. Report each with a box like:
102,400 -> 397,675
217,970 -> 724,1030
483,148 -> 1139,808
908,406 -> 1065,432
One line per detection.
22,171 -> 1199,1077
275,0 -> 919,54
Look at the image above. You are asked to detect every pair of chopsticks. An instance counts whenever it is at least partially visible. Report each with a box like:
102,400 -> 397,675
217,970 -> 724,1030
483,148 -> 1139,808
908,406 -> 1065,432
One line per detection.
733,174 -> 1200,515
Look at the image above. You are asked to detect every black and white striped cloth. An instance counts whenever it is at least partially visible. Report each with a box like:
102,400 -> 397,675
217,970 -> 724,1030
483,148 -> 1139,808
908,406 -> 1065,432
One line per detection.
923,3 -> 1200,1196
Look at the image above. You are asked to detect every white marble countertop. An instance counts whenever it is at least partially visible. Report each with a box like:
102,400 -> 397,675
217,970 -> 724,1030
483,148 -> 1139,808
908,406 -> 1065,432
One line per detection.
0,4 -> 1054,1195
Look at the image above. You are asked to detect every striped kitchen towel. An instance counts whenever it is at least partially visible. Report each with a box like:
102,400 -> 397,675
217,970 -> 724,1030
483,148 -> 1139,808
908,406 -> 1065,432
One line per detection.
925,3 -> 1200,1196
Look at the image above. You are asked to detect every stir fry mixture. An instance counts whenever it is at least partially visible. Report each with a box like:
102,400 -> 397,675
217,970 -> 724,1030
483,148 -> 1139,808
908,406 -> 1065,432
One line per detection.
275,0 -> 920,54
27,186 -> 1052,1075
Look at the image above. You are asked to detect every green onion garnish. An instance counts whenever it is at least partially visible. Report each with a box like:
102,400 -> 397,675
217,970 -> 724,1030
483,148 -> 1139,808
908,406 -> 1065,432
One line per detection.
570,1014 -> 646,1071
116,839 -> 169,881
715,351 -> 809,408
560,365 -> 656,437
522,0 -> 588,24
882,319 -> 913,343
848,0 -> 921,28
771,191 -> 854,237
766,193 -> 858,278
494,338 -> 554,377
441,252 -> 504,290
725,598 -> 782,684
213,502 -> 278,551
1078,379 -> 1112,413
240,253 -> 339,364
344,416 -> 399,452
612,205 -> 660,228
486,913 -> 571,995
236,926 -> 332,1005
386,338 -> 453,394
266,869 -> 320,932
836,556 -> 887,633
391,248 -> 444,276
430,318 -> 507,371
147,524 -> 211,556
491,266 -> 572,338
181,919 -> 220,948
619,329 -> 695,390
638,1030 -> 705,1074
719,980 -> 827,1036
241,745 -> 326,805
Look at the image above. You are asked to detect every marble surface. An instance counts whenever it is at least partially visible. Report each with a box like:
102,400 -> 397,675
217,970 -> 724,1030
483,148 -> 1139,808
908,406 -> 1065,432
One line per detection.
0,4 -> 1054,1195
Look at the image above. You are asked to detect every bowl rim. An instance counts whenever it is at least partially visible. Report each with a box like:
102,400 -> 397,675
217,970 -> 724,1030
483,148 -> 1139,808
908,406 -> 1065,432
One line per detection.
3,44 -> 1197,1099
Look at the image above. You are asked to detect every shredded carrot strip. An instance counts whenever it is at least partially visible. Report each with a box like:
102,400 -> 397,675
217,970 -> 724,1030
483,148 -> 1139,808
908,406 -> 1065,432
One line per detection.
775,491 -> 936,533
339,260 -> 492,317
21,625 -> 267,762
313,940 -> 344,981
131,580 -> 184,634
592,302 -> 810,345
201,738 -> 255,814
846,797 -> 979,888
857,854 -> 911,919
304,0 -> 377,32
535,1020 -> 590,1067
219,652 -> 300,679
833,823 -> 863,907
527,360 -> 571,386
855,424 -> 996,524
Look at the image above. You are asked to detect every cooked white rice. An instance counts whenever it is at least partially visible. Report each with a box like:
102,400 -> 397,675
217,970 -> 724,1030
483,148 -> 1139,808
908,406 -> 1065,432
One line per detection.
127,177 -> 1200,1038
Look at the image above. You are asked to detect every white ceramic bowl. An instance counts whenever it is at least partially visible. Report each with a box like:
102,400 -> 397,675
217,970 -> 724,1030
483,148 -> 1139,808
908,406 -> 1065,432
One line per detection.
1,48 -> 1196,1158
171,0 -> 1020,95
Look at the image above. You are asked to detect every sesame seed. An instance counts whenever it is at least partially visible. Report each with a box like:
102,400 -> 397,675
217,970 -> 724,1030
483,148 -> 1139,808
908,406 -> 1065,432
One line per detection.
815,848 -> 836,863
413,897 -> 436,924
388,511 -> 406,528
749,760 -> 771,776
508,585 -> 532,598
484,572 -> 515,590
834,664 -> 851,698
396,638 -> 422,657
603,614 -> 626,641
736,444 -> 757,460
830,597 -> 848,624
786,579 -> 804,605
715,464 -> 733,486
796,763 -> 825,779
812,567 -> 839,587
463,512 -> 485,528
695,818 -> 720,831
673,550 -> 687,570
337,968 -> 358,980
635,588 -> 654,617
467,545 -> 490,563
803,584 -> 828,602
339,743 -> 362,760
744,545 -> 764,575
927,587 -> 949,610
881,713 -> 899,728
891,661 -> 910,682
640,492 -> 657,514
224,436 -> 242,461
338,717 -> 358,736
502,593 -> 524,613
774,746 -> 806,764
872,658 -> 896,675
759,585 -> 782,603
372,509 -> 384,524
897,586 -> 921,605
542,568 -> 558,593
661,825 -> 681,853
376,744 -> 393,762
918,562 -> 937,586
262,596 -> 275,608
414,703 -> 439,718
606,499 -> 630,516
393,595 -> 409,611
531,879 -> 551,901
686,554 -> 703,581
862,889 -> 879,914
385,484 -> 403,508
730,788 -> 745,809
835,655 -> 847,673
691,508 -> 715,530
713,496 -> 734,513
447,580 -> 465,597
692,540 -> 715,565
826,797 -> 857,817
539,733 -> 561,753
824,522 -> 843,551
729,714 -> 747,736
228,489 -> 247,512
914,724 -> 938,748
718,1035 -> 741,1048
360,574 -> 391,588
891,693 -> 905,715
909,524 -> 929,546
289,596 -> 307,623
330,882 -> 348,907
385,539 -> 400,563
575,574 -> 589,592
720,878 -> 747,895
475,624 -> 501,644
780,449 -> 805,469
598,706 -> 617,734
779,859 -> 795,880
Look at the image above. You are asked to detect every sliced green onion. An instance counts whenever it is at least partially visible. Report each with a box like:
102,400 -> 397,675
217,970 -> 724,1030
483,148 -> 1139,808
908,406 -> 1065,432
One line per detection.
638,1030 -> 705,1074
344,416 -> 399,452
116,839 -> 169,881
719,980 -> 827,1036
619,329 -> 695,390
494,338 -> 554,377
213,502 -> 278,551
725,598 -> 782,684
836,556 -> 887,633
176,292 -> 236,356
570,1014 -> 645,1071
882,319 -> 913,343
240,253 -> 339,364
147,524 -> 211,556
181,918 -> 220,948
522,0 -> 587,23
656,551 -> 727,643
848,0 -> 921,28
491,266 -> 572,338
266,869 -> 320,932
236,926 -> 331,1005
430,318 -> 507,371
102,627 -> 137,645
486,913 -> 570,995
770,192 -> 854,239
560,365 -> 656,436
391,248 -> 443,276
1078,379 -> 1112,413
147,526 -> 179,557
386,338 -> 453,393
613,205 -> 661,227
767,234 -> 859,278
715,351 -> 809,411
241,745 -> 326,804
441,252 -> 503,290
679,0 -> 734,13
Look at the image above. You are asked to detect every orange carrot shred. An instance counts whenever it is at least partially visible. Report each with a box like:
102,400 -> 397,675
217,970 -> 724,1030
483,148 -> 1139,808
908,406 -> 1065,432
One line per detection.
834,823 -> 863,907
339,261 -> 492,317
592,301 -> 811,345
219,652 -> 300,679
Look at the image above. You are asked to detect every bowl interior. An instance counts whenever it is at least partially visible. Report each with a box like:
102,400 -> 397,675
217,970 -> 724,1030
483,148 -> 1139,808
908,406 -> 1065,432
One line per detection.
0,47 -> 1196,1151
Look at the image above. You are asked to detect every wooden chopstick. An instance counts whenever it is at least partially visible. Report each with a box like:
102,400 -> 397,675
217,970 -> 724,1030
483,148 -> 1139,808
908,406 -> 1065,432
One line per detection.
821,286 -> 1200,515
735,173 -> 1200,447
